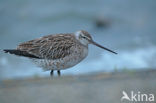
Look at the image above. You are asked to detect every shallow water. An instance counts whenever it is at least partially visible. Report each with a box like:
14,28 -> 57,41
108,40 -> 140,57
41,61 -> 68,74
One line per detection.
0,0 -> 156,79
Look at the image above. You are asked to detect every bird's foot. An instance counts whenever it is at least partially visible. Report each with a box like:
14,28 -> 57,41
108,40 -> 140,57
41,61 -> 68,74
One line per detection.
57,70 -> 61,77
50,70 -> 53,77
50,70 -> 61,77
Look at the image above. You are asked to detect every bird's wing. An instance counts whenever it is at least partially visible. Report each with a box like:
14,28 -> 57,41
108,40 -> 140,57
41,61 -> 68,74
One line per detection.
17,34 -> 76,59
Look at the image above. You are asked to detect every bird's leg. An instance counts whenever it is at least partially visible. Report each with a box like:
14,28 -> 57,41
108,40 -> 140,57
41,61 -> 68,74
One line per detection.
50,70 -> 54,77
57,70 -> 61,77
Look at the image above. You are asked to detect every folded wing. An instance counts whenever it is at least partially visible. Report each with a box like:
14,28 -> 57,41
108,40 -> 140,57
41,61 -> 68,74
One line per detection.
17,34 -> 76,59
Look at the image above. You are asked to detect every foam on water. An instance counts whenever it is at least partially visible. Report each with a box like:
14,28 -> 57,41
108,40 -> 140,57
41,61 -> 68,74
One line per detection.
69,46 -> 156,74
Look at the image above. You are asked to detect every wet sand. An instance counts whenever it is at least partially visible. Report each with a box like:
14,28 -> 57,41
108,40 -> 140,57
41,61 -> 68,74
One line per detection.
0,69 -> 156,103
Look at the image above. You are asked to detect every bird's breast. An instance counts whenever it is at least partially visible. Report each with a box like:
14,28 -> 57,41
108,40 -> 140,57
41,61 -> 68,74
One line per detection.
32,45 -> 88,71
60,45 -> 88,69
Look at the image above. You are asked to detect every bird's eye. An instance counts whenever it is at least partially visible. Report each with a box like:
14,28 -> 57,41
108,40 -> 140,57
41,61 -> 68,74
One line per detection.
81,35 -> 86,39
82,36 -> 86,39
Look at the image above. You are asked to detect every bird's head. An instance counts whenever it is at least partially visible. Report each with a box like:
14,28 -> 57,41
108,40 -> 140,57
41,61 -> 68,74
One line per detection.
75,30 -> 117,54
75,30 -> 92,46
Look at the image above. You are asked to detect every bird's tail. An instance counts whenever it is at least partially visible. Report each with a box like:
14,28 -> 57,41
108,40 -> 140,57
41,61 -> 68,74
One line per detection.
3,49 -> 40,59
4,49 -> 24,56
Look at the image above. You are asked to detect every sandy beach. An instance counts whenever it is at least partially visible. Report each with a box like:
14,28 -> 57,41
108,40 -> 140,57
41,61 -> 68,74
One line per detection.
0,69 -> 155,103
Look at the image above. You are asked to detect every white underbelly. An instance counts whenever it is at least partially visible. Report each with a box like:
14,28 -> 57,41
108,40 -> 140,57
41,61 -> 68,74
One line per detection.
32,47 -> 88,71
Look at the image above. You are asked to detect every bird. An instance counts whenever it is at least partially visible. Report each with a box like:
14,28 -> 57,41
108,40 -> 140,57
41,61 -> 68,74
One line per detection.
4,30 -> 117,77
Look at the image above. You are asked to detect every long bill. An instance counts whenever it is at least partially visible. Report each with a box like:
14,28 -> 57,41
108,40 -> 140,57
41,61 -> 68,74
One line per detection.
90,40 -> 117,54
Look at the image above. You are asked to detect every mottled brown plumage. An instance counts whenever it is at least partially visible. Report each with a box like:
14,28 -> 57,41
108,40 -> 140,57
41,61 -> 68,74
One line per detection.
17,34 -> 77,60
4,30 -> 117,76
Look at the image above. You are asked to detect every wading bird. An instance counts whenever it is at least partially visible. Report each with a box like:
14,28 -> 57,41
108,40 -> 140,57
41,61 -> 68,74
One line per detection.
4,30 -> 117,76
